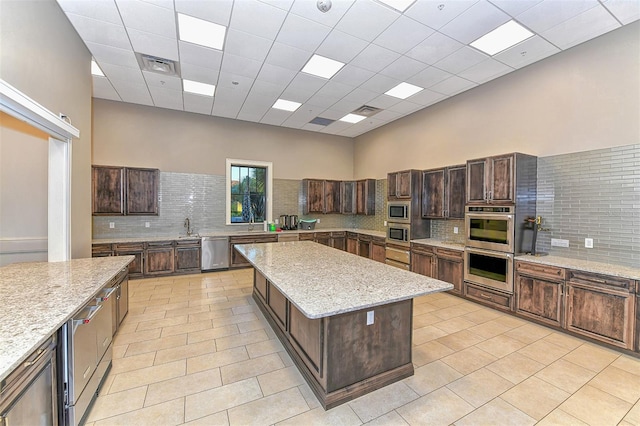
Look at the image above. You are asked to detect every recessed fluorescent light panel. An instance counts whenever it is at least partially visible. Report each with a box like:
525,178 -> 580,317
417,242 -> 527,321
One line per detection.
385,82 -> 424,99
471,20 -> 534,56
91,60 -> 104,77
178,13 -> 226,50
183,79 -> 215,96
272,99 -> 302,112
339,113 -> 367,124
377,0 -> 415,12
301,55 -> 345,79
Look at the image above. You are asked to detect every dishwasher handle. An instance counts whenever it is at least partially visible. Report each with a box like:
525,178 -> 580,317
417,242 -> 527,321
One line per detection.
96,287 -> 117,303
73,304 -> 103,325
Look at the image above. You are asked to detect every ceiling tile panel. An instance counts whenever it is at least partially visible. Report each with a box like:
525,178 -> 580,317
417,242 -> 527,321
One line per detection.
101,62 -> 146,84
330,98 -> 366,114
317,108 -> 349,120
406,32 -> 464,65
439,0 -> 511,44
405,88 -> 445,106
493,35 -> 559,68
86,42 -> 139,69
276,13 -> 332,52
256,63 -> 297,86
128,29 -> 179,60
221,53 -> 263,79
387,99 -> 422,114
405,0 -> 479,30
429,75 -> 476,95
379,55 -> 428,80
259,0 -> 295,12
65,13 -> 131,49
225,29 -> 274,61
287,105 -> 326,122
602,0 -> 640,25
92,75 -> 121,100
264,42 -> 313,71
260,108 -> 292,125
315,81 -> 356,99
142,71 -> 182,89
487,0 -> 542,16
281,73 -> 327,102
350,44 -> 401,73
342,87 -> 380,105
174,0 -> 233,26
366,94 -> 402,109
178,41 -> 223,69
318,120 -> 354,133
541,4 -> 621,50
335,0 -> 400,42
250,79 -> 288,99
183,92 -> 214,115
458,58 -> 513,84
369,109 -> 402,121
57,0 -> 123,25
139,0 -> 174,10
306,93 -> 341,109
407,66 -> 453,88
110,80 -> 153,105
217,72 -> 254,94
148,86 -> 184,110
302,122 -> 329,131
289,0 -> 355,26
373,16 -> 435,54
315,30 -> 369,63
180,62 -> 220,85
332,65 -> 376,87
230,0 -> 287,39
516,0 -> 600,34
358,73 -> 402,93
434,46 -> 488,74
115,0 -> 176,38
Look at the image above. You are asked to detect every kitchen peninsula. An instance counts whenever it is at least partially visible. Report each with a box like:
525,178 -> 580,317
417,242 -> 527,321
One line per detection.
235,241 -> 453,409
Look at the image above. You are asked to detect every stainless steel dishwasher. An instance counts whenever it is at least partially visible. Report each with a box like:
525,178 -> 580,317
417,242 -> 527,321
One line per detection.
201,236 -> 229,271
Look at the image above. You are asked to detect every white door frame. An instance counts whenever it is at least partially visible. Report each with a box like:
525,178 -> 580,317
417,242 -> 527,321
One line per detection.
1,79 -> 79,261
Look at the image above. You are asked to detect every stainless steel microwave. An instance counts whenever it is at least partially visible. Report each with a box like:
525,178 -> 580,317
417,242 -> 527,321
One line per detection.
386,222 -> 410,247
387,201 -> 411,223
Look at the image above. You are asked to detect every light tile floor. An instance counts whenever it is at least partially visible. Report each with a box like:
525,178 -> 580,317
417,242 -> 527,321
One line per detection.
84,269 -> 640,426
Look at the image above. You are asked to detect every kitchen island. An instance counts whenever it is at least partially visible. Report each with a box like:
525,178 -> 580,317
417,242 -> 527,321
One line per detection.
235,241 -> 453,409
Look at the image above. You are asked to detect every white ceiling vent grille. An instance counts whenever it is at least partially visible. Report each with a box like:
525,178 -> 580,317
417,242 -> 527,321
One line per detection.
351,105 -> 381,117
136,53 -> 180,77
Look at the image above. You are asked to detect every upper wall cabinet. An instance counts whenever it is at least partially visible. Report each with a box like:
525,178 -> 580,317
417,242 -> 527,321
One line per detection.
466,153 -> 537,205
92,165 -> 159,216
355,179 -> 376,215
388,170 -> 420,200
302,179 -> 341,214
421,164 -> 466,219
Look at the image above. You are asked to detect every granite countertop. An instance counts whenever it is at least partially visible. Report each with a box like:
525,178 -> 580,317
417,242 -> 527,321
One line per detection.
93,228 -> 386,244
515,254 -> 640,280
411,238 -> 465,251
0,256 -> 133,383
235,241 -> 453,319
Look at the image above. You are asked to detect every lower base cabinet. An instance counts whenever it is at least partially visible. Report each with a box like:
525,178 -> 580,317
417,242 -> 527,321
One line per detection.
175,239 -> 201,274
145,242 -> 175,276
435,248 -> 463,295
371,237 -> 386,263
515,261 -> 565,328
229,235 -> 279,268
114,243 -> 144,278
464,281 -> 514,311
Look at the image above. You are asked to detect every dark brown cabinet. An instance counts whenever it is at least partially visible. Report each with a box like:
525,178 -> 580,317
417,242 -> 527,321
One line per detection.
387,170 -> 416,200
515,261 -> 565,328
175,239 -> 201,274
446,165 -> 466,219
92,166 -> 125,215
371,237 -> 386,263
331,232 -> 346,251
356,179 -> 376,215
324,180 -> 342,214
464,281 -> 514,311
564,270 -> 635,350
302,179 -> 341,214
92,243 -> 113,257
114,242 -> 144,278
410,244 -> 436,278
421,169 -> 445,218
145,241 -> 175,276
229,234 -> 278,268
467,154 -> 515,204
341,181 -> 356,214
346,232 -> 358,254
92,165 -> 159,215
357,234 -> 371,259
436,248 -> 463,294
315,232 -> 332,246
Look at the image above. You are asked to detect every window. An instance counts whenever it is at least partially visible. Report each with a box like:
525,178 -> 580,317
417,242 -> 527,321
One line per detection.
226,159 -> 272,225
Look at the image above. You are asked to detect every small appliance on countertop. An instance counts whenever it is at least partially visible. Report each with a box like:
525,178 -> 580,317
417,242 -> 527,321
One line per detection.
279,214 -> 299,230
299,219 -> 316,230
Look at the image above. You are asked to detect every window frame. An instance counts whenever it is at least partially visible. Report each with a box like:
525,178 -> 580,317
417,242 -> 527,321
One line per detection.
225,158 -> 273,226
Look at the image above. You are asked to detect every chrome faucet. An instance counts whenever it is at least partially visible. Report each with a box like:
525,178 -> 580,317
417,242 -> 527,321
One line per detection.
184,218 -> 192,236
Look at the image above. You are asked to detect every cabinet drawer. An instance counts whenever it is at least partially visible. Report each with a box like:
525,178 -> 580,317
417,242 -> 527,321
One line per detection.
114,242 -> 144,251
254,235 -> 278,243
331,231 -> 346,237
410,243 -> 435,255
568,270 -> 633,291
299,233 -> 315,241
176,239 -> 201,246
387,246 -> 410,264
147,240 -> 174,247
358,234 -> 372,242
346,232 -> 358,239
92,243 -> 113,255
315,232 -> 331,239
435,247 -> 463,260
465,282 -> 513,311
371,236 -> 385,245
516,261 -> 565,281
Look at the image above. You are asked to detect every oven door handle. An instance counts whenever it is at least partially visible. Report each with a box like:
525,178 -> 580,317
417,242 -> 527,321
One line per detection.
465,247 -> 513,259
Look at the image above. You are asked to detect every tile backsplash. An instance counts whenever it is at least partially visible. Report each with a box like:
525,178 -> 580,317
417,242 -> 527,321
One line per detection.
93,144 -> 639,268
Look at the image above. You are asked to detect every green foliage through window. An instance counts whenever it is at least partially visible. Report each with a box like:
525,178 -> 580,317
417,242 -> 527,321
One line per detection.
230,165 -> 267,223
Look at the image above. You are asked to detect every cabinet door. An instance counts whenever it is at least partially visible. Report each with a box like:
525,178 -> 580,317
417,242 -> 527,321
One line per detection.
446,165 -> 466,219
387,173 -> 398,199
315,232 -> 331,246
304,179 -> 324,214
346,236 -> 358,254
92,243 -> 113,257
175,246 -> 201,272
324,180 -> 342,213
92,166 -> 125,215
515,274 -> 563,327
396,171 -> 412,199
126,168 -> 159,215
341,181 -> 356,214
145,247 -> 175,275
437,256 -> 463,294
356,179 -> 375,215
115,250 -> 144,278
331,236 -> 346,251
489,155 -> 514,203
422,169 -> 445,218
466,159 -> 487,204
230,243 -> 251,268
371,241 -> 386,263
565,283 -> 634,349
410,252 -> 436,278
358,240 -> 370,258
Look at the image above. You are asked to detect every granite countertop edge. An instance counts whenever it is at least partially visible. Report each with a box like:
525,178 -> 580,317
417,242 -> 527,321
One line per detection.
411,239 -> 465,251
514,254 -> 640,281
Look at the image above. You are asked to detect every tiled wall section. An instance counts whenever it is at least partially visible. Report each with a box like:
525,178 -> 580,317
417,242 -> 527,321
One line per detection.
535,144 -> 640,267
431,219 -> 465,244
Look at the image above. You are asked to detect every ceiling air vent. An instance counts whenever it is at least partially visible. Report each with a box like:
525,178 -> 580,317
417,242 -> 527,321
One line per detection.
136,53 -> 180,77
309,117 -> 335,126
351,105 -> 381,117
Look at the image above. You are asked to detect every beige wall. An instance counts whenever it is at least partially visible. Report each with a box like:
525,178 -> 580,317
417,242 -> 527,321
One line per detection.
354,22 -> 640,179
92,99 -> 355,180
0,0 -> 93,259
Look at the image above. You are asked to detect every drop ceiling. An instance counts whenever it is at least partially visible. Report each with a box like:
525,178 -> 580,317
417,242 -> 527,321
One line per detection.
56,0 -> 639,137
